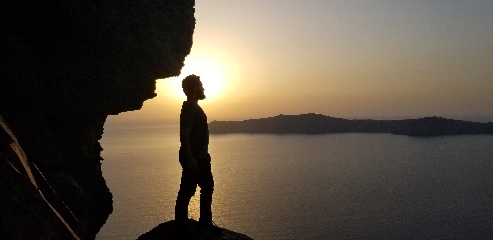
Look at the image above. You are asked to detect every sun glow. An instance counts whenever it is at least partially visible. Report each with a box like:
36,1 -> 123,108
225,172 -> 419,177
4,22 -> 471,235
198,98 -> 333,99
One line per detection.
163,57 -> 228,102
188,59 -> 225,100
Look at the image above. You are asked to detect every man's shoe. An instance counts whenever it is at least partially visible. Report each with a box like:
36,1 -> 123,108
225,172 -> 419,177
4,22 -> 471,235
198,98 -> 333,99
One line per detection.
197,221 -> 223,235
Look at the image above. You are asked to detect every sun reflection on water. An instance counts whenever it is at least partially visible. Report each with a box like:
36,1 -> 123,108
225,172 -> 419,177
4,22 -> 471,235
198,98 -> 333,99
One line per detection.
187,189 -> 201,220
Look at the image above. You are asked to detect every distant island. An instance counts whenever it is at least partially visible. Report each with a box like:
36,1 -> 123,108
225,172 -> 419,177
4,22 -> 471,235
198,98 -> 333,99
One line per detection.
209,113 -> 493,137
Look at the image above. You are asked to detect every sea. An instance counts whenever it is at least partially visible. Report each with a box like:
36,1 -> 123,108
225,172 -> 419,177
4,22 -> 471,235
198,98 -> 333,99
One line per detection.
96,119 -> 493,240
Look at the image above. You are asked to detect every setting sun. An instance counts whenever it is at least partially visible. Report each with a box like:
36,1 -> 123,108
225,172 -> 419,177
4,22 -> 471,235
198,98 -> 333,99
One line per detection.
156,41 -> 244,108
163,57 -> 227,102
150,43 -> 244,120
186,58 -> 225,100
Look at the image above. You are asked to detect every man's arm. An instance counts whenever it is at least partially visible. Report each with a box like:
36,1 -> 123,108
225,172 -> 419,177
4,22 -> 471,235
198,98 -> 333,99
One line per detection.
180,126 -> 198,172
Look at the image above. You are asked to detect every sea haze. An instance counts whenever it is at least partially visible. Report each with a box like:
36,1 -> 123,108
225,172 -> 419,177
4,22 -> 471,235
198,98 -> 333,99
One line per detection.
96,122 -> 493,240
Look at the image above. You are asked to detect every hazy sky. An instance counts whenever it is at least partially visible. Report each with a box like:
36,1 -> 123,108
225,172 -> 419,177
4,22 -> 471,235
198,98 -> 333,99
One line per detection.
113,0 -> 493,122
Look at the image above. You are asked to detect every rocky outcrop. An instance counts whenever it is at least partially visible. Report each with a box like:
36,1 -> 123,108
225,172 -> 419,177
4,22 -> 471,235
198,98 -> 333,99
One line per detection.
1,0 -> 195,239
138,220 -> 253,240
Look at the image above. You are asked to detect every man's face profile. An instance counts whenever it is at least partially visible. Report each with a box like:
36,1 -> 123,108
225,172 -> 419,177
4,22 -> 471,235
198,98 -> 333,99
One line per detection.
196,81 -> 206,100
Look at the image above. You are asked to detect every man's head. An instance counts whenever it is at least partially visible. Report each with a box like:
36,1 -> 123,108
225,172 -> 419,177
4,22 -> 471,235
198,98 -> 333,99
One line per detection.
182,74 -> 206,100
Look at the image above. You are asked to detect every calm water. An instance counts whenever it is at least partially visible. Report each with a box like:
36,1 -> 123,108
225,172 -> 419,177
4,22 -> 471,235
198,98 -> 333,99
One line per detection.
96,122 -> 493,240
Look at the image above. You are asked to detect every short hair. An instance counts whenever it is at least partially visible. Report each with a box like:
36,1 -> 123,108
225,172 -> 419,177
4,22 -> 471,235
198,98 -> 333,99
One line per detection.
182,74 -> 201,97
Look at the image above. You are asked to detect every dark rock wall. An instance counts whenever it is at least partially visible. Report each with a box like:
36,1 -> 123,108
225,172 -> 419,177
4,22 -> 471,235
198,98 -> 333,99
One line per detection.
1,0 -> 195,238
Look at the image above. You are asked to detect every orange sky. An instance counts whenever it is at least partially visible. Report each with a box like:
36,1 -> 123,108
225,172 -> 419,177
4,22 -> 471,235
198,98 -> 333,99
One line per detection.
111,0 -> 493,123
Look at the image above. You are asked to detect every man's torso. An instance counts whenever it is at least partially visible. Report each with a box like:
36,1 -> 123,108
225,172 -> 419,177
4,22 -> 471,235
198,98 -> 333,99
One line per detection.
180,101 -> 209,159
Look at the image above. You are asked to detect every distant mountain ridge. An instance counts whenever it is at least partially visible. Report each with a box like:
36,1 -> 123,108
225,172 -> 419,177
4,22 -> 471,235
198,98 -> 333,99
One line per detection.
209,113 -> 493,137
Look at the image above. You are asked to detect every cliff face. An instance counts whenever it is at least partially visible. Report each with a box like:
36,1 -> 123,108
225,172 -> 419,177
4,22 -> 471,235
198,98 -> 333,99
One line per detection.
0,0 -> 195,239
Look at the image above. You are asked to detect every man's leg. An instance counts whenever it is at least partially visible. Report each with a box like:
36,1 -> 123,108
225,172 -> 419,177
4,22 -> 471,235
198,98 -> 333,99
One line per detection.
197,160 -> 214,224
175,169 -> 197,223
197,160 -> 222,234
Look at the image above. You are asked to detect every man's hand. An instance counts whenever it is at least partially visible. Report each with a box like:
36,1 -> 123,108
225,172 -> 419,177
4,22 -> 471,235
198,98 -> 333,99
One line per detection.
186,157 -> 198,172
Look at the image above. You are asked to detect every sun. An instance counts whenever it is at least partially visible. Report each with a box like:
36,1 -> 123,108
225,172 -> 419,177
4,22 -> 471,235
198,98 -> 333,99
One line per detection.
187,59 -> 225,100
167,57 -> 226,102
157,45 -> 242,105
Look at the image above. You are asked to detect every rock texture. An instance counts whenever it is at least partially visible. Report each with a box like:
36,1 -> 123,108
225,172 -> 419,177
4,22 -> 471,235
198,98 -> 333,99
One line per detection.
1,0 -> 194,239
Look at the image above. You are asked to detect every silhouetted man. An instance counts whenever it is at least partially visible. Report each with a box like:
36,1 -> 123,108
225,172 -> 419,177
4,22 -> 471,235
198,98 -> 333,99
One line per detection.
175,74 -> 222,235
